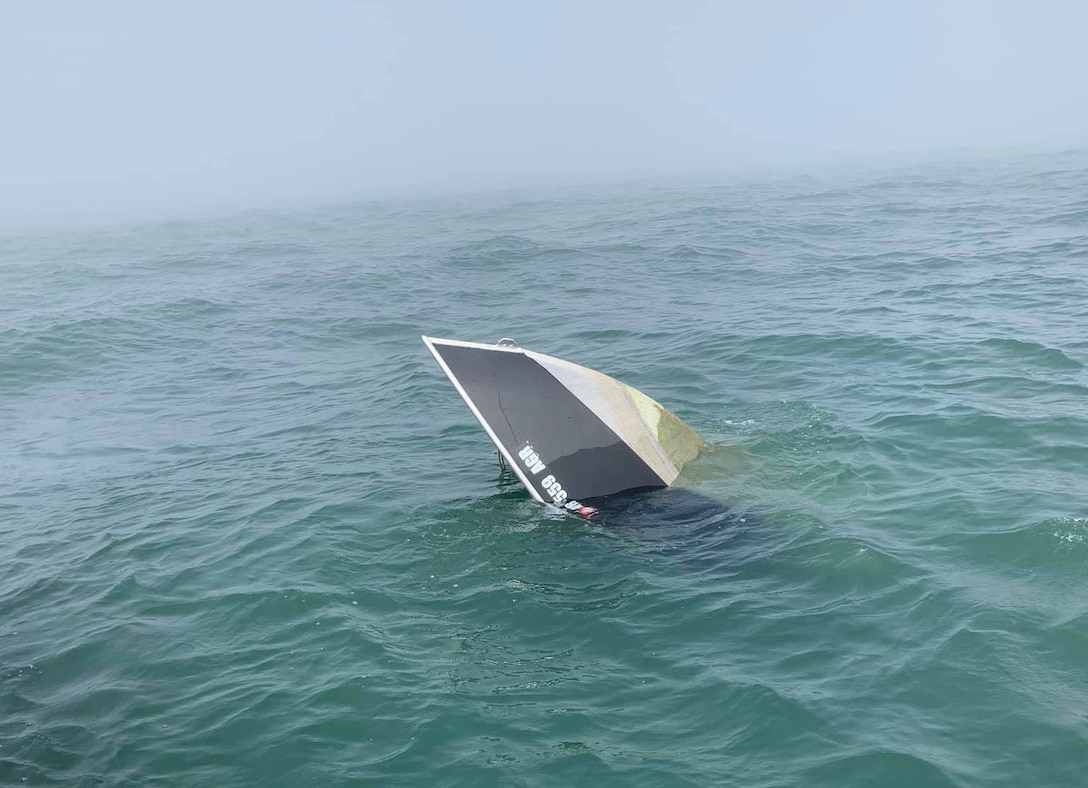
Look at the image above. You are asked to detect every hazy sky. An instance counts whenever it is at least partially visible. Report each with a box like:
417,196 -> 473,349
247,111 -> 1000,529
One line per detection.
2,0 -> 1086,220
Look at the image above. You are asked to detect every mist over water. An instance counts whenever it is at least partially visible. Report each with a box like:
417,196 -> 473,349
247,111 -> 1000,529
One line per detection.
3,1 -> 1087,223
2,150 -> 1087,785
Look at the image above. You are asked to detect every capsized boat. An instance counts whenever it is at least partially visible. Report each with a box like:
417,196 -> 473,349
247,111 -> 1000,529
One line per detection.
423,336 -> 706,516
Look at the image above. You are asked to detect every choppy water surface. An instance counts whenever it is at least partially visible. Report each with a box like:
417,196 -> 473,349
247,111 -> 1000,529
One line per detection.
2,152 -> 1087,786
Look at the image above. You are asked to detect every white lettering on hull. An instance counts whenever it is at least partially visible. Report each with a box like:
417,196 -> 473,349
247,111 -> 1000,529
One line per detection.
517,444 -> 546,475
517,443 -> 595,515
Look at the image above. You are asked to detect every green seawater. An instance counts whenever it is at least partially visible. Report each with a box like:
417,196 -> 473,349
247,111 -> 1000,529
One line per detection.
2,152 -> 1087,786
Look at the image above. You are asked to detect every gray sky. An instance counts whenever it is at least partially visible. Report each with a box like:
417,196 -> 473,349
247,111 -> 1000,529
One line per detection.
2,0 -> 1086,221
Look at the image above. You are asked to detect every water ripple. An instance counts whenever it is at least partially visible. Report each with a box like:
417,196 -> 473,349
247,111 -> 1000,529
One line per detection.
2,151 -> 1088,786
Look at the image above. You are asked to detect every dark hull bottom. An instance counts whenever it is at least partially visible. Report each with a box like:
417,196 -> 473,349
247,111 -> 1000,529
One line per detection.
583,487 -> 771,574
583,487 -> 732,528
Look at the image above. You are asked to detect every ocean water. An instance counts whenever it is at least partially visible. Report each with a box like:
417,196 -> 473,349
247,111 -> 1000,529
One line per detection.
2,151 -> 1087,786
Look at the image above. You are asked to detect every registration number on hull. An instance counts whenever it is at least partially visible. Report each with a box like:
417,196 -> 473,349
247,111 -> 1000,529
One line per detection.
517,443 -> 598,517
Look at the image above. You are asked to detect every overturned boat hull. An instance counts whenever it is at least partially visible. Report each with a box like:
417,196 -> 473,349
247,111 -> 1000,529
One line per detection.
423,337 -> 705,514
